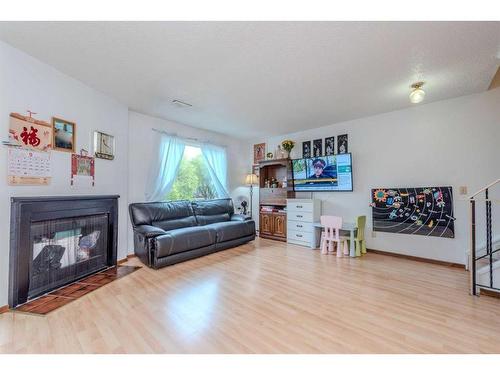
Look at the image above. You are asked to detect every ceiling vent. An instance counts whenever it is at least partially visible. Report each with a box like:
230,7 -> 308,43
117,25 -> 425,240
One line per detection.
172,99 -> 193,108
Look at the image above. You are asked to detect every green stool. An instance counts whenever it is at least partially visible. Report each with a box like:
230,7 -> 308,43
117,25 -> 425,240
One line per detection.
353,215 -> 367,256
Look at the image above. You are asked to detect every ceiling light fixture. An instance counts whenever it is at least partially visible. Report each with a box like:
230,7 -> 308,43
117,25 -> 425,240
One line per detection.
172,99 -> 193,108
409,82 -> 426,104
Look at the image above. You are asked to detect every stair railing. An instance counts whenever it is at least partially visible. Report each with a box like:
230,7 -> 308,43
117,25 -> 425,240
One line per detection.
469,179 -> 500,295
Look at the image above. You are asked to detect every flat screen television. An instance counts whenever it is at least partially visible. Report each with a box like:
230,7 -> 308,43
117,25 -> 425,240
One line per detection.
292,153 -> 353,192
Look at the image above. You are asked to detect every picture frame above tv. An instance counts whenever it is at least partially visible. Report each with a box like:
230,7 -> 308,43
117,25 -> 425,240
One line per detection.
292,153 -> 353,192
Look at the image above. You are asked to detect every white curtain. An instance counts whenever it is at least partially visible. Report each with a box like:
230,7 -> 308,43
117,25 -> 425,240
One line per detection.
145,133 -> 185,201
201,143 -> 229,198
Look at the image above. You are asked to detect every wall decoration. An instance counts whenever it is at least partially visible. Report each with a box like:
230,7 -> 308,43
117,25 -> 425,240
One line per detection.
7,148 -> 52,185
253,143 -> 266,164
252,164 -> 260,177
9,112 -> 52,151
337,134 -> 348,154
313,139 -> 322,157
53,117 -> 76,152
302,141 -> 311,158
325,136 -> 335,156
371,186 -> 455,238
93,131 -> 115,160
71,151 -> 95,187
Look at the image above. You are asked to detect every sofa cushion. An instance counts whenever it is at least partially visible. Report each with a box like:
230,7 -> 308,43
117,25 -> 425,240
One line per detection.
155,226 -> 217,257
129,201 -> 196,230
191,198 -> 234,225
205,220 -> 256,243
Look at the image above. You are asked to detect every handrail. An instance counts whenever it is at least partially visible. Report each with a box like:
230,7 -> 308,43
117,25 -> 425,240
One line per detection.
469,179 -> 500,199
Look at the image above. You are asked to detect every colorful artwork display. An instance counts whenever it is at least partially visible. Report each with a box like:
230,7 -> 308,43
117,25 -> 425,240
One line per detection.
8,113 -> 53,151
371,186 -> 455,238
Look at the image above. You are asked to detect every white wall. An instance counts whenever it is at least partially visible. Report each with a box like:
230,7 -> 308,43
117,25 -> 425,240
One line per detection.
127,111 -> 250,251
253,88 -> 500,265
0,41 -> 129,307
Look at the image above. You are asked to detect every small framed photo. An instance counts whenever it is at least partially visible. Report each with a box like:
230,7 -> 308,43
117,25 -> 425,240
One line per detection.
337,134 -> 348,154
93,131 -> 115,160
302,141 -> 311,158
325,136 -> 335,156
313,139 -> 322,157
252,164 -> 260,177
53,117 -> 76,152
253,143 -> 266,164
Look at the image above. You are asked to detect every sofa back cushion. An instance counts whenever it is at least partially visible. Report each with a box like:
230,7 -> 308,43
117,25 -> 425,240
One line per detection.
129,201 -> 197,230
191,198 -> 234,225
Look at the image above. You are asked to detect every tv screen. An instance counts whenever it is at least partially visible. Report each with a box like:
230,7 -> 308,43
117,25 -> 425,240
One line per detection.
292,153 -> 353,192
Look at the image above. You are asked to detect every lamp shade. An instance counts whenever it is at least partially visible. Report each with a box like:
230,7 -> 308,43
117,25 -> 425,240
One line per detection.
245,173 -> 259,185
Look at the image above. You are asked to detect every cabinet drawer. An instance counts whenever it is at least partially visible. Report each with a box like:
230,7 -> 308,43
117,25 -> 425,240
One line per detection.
287,229 -> 313,243
287,201 -> 313,212
287,211 -> 313,222
287,238 -> 311,248
287,220 -> 312,233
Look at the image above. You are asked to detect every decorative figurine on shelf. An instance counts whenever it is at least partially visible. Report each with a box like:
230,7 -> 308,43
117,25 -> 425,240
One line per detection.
277,145 -> 285,159
281,139 -> 295,158
266,152 -> 273,160
265,178 -> 270,188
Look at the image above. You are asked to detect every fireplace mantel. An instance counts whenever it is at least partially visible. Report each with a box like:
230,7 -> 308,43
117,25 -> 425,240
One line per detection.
9,195 -> 119,308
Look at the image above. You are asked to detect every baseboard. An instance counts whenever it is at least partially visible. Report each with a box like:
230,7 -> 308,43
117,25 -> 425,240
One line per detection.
479,288 -> 500,299
118,254 -> 136,265
0,304 -> 9,314
368,249 -> 465,269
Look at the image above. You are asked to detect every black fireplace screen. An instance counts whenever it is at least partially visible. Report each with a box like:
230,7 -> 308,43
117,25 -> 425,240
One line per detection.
29,214 -> 109,299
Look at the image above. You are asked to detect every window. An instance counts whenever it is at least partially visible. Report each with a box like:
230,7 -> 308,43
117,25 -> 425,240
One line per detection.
167,145 -> 217,201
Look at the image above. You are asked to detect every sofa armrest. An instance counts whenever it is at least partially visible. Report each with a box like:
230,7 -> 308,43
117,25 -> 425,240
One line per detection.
134,224 -> 167,238
230,214 -> 252,222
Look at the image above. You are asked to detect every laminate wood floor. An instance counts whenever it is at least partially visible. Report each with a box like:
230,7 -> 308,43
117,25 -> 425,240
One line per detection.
1,237 -> 500,354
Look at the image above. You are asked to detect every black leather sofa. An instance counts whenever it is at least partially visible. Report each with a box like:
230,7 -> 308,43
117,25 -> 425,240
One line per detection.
129,198 -> 256,269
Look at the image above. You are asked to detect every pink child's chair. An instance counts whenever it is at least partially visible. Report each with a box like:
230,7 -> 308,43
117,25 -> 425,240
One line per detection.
320,215 -> 349,257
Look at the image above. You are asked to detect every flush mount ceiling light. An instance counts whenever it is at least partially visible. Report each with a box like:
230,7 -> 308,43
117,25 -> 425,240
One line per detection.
409,82 -> 426,104
172,99 -> 193,108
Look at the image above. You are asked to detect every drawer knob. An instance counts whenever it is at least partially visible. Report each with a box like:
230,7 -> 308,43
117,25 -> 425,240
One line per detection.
296,234 -> 303,238
297,224 -> 303,228
297,205 -> 303,208
296,215 -> 303,218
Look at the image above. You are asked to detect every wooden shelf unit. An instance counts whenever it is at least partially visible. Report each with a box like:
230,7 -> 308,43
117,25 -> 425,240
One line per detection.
258,158 -> 295,241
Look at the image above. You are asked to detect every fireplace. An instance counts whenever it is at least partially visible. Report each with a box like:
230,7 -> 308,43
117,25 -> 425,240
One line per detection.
9,195 -> 119,308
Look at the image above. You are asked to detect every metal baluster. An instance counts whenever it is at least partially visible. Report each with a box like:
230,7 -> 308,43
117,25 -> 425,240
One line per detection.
486,189 -> 493,288
471,199 -> 477,295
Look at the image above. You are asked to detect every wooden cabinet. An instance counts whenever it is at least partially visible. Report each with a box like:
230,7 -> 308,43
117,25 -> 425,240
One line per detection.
273,213 -> 286,238
260,212 -> 273,236
258,158 -> 295,242
259,212 -> 286,241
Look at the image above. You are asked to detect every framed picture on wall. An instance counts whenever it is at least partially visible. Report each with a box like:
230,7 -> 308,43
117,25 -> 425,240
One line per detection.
325,136 -> 335,156
337,134 -> 348,154
253,143 -> 266,164
252,164 -> 260,177
93,131 -> 115,160
313,139 -> 322,157
302,141 -> 311,158
53,117 -> 76,153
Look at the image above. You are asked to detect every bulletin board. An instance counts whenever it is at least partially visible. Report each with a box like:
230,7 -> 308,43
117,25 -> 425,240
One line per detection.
371,186 -> 455,238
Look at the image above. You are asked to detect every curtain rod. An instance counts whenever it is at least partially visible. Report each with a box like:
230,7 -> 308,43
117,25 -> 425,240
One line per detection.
151,128 -> 226,148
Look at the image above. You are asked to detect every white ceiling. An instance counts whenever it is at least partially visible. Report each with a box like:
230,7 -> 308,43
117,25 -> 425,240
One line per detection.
0,22 -> 499,139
